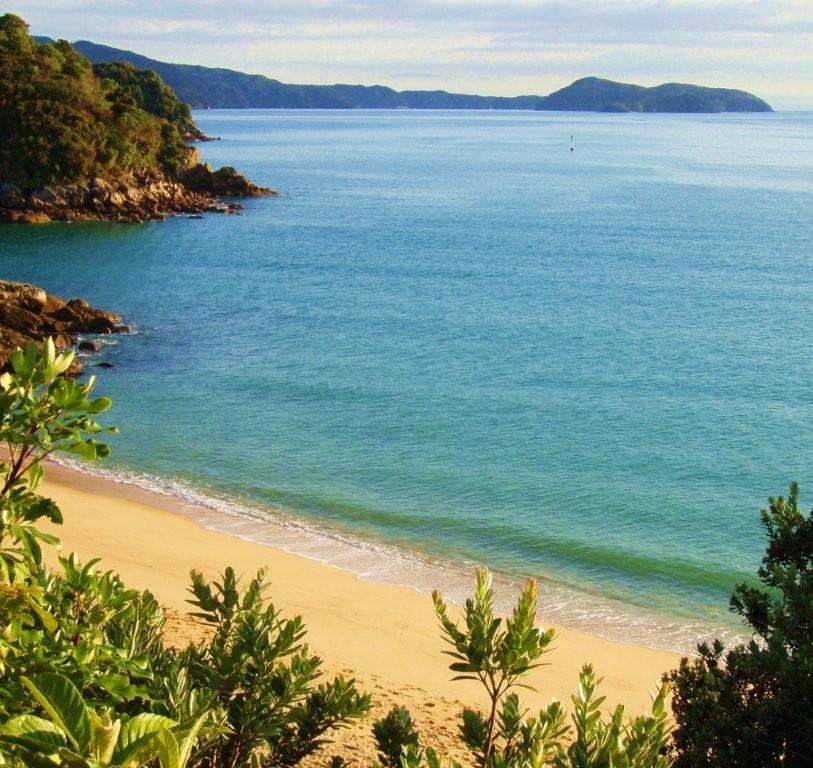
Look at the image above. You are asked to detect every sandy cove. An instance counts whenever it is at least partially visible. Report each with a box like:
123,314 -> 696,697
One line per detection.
40,461 -> 681,766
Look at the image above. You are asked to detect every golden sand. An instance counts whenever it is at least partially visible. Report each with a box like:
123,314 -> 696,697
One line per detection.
41,462 -> 681,765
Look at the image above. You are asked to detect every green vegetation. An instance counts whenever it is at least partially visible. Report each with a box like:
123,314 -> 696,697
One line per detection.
2,337 -> 808,768
0,14 -> 196,189
373,570 -> 672,768
37,39 -> 772,113
0,340 -> 370,767
667,483 -> 813,766
535,77 -> 772,113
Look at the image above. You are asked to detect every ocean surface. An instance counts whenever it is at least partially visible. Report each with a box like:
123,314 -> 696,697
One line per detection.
2,109 -> 812,653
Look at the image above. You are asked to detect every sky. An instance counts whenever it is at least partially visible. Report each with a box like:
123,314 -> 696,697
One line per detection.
14,0 -> 813,109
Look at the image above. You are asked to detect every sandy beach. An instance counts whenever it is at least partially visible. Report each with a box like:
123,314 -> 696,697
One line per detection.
41,461 -> 681,765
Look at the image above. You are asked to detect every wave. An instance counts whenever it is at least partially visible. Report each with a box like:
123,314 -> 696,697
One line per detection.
49,455 -> 747,655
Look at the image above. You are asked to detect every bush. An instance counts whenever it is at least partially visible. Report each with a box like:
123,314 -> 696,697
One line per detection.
0,339 -> 370,768
667,483 -> 813,767
381,568 -> 672,768
373,706 -> 420,768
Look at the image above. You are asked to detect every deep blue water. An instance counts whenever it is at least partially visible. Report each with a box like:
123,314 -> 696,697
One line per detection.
1,110 -> 812,650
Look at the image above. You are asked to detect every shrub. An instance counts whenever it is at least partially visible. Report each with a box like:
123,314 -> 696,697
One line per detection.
174,567 -> 372,767
667,483 -> 813,767
386,568 -> 671,768
0,339 -> 370,768
373,706 -> 420,768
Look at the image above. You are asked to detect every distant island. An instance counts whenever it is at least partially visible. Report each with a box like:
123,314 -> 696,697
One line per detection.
1,14 -> 274,224
536,76 -> 772,113
33,37 -> 772,113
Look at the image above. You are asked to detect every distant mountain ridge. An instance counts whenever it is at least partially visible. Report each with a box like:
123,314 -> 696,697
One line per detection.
34,36 -> 772,113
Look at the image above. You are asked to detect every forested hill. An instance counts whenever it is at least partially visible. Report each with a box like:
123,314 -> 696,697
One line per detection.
34,37 -> 772,113
536,76 -> 772,113
37,39 -> 543,110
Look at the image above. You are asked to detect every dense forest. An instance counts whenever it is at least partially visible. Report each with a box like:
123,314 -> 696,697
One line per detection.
0,14 -> 197,189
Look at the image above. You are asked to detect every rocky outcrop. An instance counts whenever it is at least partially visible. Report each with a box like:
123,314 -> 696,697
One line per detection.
0,280 -> 127,375
179,164 -> 276,197
0,165 -> 277,225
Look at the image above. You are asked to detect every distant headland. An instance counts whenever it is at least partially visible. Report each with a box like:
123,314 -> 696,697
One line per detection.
34,37 -> 773,114
0,14 -> 275,225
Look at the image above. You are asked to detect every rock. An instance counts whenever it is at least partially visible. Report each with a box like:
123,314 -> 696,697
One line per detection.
0,183 -> 25,209
78,340 -> 102,352
21,211 -> 51,224
52,298 -> 122,334
96,361 -> 114,369
0,280 -> 128,376
1,162 -> 274,223
178,163 -> 278,198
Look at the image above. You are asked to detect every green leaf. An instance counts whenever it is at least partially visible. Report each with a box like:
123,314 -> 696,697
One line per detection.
90,712 -> 120,765
87,396 -> 112,414
157,729 -> 180,768
114,714 -> 176,767
0,714 -> 67,751
22,674 -> 92,754
63,440 -> 97,461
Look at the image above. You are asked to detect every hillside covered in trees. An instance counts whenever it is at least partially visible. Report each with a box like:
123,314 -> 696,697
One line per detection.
0,14 -> 273,222
536,76 -> 773,113
44,37 -> 773,113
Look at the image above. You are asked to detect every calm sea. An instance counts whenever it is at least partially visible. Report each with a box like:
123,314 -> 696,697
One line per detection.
1,109 -> 812,652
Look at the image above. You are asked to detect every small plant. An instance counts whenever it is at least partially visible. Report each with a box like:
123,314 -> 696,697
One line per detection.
0,339 -> 114,581
180,567 -> 372,767
0,673 -> 208,768
386,568 -> 672,768
373,706 -> 420,768
433,568 -> 555,767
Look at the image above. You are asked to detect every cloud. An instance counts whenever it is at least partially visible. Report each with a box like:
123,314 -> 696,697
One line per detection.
12,0 -> 813,107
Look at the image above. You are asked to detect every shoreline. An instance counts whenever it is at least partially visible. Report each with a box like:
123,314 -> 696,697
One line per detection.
46,455 -> 739,657
41,459 -> 681,727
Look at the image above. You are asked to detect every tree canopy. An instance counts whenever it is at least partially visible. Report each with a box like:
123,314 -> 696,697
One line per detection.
0,13 -> 196,189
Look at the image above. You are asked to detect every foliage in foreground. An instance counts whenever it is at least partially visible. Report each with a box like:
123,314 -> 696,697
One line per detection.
373,568 -> 672,768
667,483 -> 813,767
0,339 -> 370,767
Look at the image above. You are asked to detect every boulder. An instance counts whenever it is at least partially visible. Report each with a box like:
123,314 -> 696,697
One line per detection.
0,281 -> 127,375
0,183 -> 26,209
179,163 -> 277,197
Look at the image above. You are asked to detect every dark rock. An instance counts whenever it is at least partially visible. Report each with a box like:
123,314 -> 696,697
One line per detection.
96,361 -> 114,368
0,280 -> 128,376
179,163 -> 277,198
0,183 -> 26,209
78,340 -> 102,352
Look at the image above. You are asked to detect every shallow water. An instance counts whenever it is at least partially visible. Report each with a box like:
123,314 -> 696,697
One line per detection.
2,109 -> 812,652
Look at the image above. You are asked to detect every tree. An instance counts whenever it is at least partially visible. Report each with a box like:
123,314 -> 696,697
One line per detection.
0,13 -> 195,188
668,483 -> 813,767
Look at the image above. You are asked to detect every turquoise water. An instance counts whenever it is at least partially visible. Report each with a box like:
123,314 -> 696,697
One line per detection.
1,110 -> 812,650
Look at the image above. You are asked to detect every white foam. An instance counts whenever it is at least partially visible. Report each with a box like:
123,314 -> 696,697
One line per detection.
49,455 -> 747,655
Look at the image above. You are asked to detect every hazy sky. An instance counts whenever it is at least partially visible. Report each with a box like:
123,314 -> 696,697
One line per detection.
15,1 -> 813,108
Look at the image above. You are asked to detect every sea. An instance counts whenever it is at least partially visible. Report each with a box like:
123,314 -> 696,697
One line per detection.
1,109 -> 812,654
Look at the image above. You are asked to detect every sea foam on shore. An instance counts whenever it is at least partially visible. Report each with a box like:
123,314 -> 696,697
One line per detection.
50,455 -> 746,655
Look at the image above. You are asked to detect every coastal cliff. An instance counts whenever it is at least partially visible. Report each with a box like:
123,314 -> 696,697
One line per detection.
0,14 -> 276,224
0,280 -> 127,374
